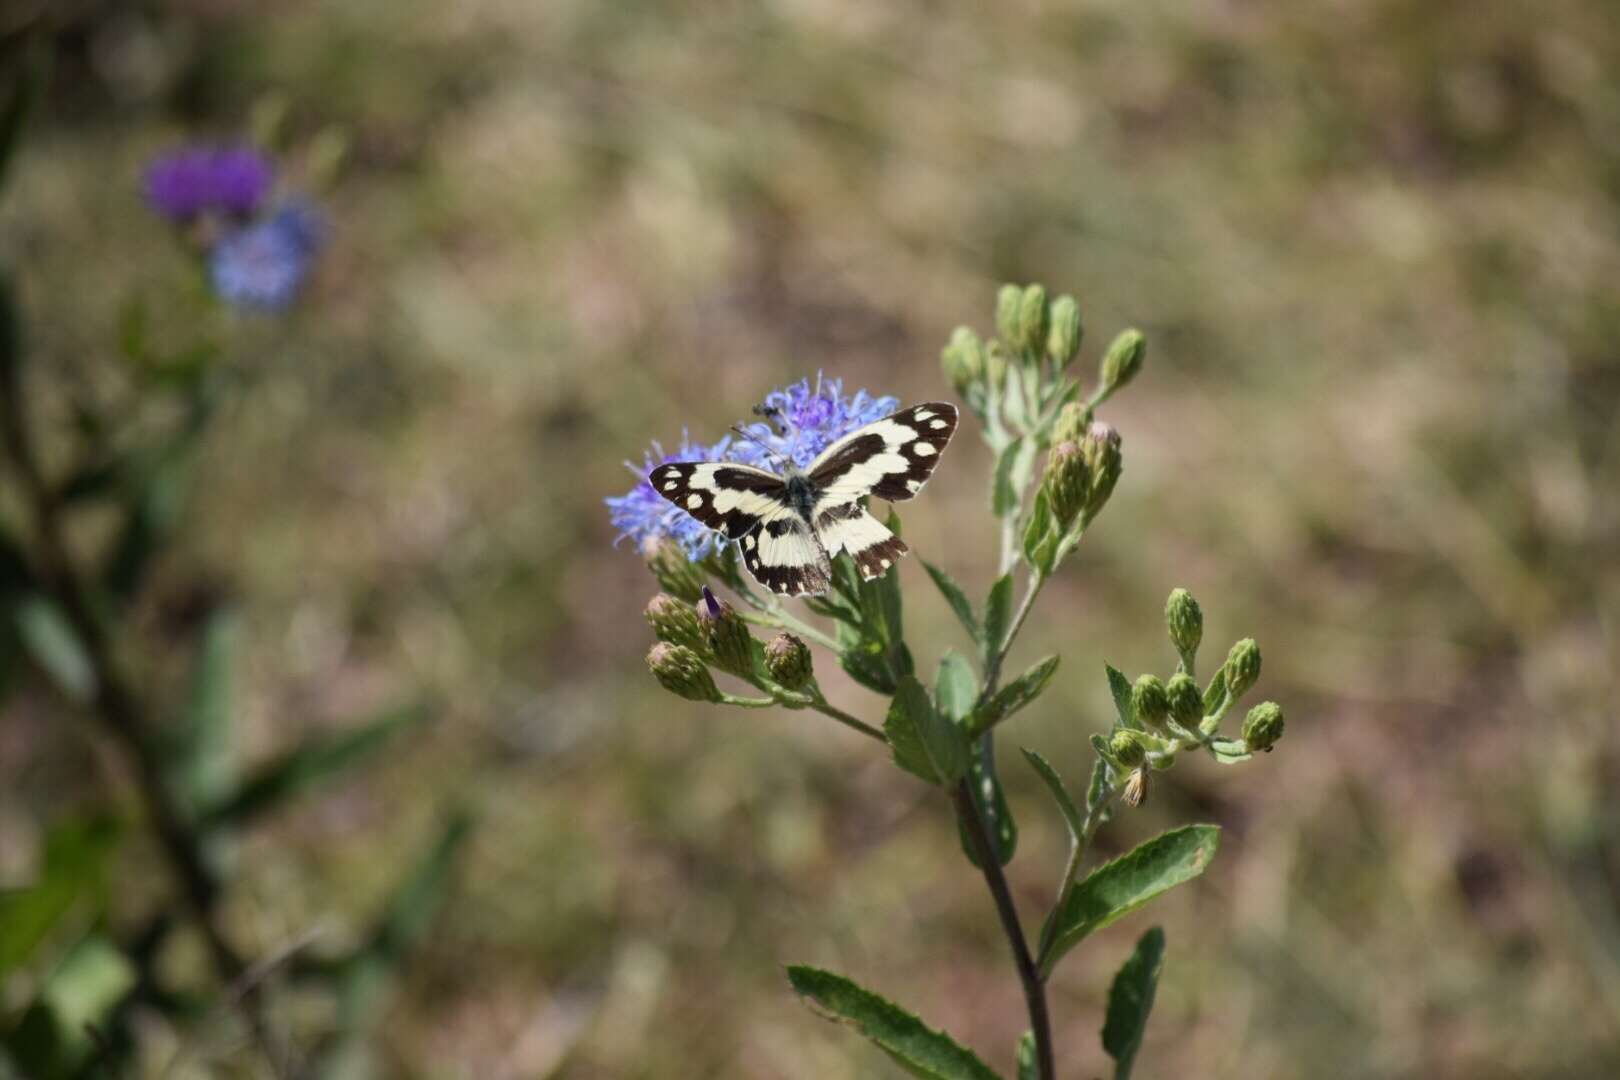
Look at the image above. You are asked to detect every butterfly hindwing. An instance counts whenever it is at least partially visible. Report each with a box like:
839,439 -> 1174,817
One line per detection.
807,402 -> 958,504
815,500 -> 908,581
646,462 -> 788,540
739,515 -> 832,597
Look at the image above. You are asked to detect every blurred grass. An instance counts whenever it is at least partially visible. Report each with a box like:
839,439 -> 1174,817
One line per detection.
3,0 -> 1619,1075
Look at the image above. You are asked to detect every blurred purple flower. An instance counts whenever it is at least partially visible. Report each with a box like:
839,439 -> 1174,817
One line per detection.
209,201 -> 327,311
606,376 -> 900,560
143,146 -> 274,221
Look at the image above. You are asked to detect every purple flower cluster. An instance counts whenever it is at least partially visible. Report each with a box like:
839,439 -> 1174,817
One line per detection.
144,146 -> 273,221
143,144 -> 326,312
606,376 -> 899,560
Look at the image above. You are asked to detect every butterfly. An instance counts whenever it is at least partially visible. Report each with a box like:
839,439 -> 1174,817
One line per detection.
648,402 -> 959,596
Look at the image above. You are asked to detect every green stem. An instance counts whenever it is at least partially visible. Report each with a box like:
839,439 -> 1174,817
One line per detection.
736,607 -> 842,652
805,696 -> 886,742
1037,780 -> 1123,977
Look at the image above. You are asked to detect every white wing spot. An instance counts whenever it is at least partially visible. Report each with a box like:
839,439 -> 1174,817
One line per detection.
744,535 -> 756,549
906,480 -> 922,494
880,558 -> 891,569
930,419 -> 948,430
913,410 -> 935,421
662,482 -> 677,491
913,442 -> 937,457
686,494 -> 702,509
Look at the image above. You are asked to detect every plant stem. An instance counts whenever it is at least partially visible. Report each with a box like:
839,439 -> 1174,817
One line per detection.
736,607 -> 843,652
1037,780 -> 1123,977
805,696 -> 886,742
953,778 -> 1055,1080
980,571 -> 1047,702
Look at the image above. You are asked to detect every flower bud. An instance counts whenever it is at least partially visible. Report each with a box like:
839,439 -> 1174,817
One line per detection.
985,341 -> 1009,390
1041,441 -> 1089,530
1165,588 -> 1202,660
1109,729 -> 1147,769
1098,328 -> 1145,397
1165,672 -> 1203,729
995,283 -> 1023,344
1241,701 -> 1284,752
1223,638 -> 1261,700
763,632 -> 813,691
1122,766 -> 1150,808
1050,401 -> 1089,445
1131,674 -> 1170,731
940,326 -> 985,393
647,642 -> 721,703
645,593 -> 705,651
1017,283 -> 1048,355
1078,421 -> 1122,522
643,538 -> 705,603
698,587 -> 754,676
1045,295 -> 1082,367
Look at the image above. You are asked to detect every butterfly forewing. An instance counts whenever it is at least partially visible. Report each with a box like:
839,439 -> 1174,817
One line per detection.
646,462 -> 788,540
807,402 -> 958,505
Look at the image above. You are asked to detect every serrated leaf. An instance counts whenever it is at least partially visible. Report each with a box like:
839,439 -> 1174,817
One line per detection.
1102,926 -> 1165,1080
1043,825 -> 1219,973
14,596 -> 95,704
1022,748 -> 1081,839
1022,489 -> 1056,574
208,703 -> 430,827
1105,664 -> 1139,731
923,560 -> 979,645
1016,1032 -> 1037,1080
885,675 -> 968,785
981,573 -> 1014,664
786,966 -> 1002,1080
968,655 -> 1059,737
958,737 -> 1017,868
1202,668 -> 1227,715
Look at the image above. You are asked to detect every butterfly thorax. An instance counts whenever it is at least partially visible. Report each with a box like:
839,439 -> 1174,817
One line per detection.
781,470 -> 819,522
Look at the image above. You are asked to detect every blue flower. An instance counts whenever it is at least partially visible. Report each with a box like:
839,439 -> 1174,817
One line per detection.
605,433 -> 737,561
208,201 -> 327,311
606,376 -> 900,560
144,146 -> 274,221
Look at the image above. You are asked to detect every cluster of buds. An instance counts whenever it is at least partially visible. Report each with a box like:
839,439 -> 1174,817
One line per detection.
1100,588 -> 1287,807
1036,419 -> 1125,543
643,586 -> 819,710
940,282 -> 1094,420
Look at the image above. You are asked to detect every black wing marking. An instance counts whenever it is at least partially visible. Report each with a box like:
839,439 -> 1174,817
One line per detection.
807,402 -> 958,506
814,500 -> 908,581
647,462 -> 789,540
739,514 -> 832,597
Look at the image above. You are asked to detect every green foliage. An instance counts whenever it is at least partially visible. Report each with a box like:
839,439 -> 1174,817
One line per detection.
787,966 -> 1002,1080
13,597 -> 95,704
886,674 -> 968,786
969,654 -> 1059,737
923,560 -> 979,646
1101,927 -> 1166,1080
1042,826 -> 1220,975
0,817 -> 118,976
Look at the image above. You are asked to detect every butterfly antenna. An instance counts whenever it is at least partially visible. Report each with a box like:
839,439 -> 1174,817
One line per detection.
729,424 -> 787,469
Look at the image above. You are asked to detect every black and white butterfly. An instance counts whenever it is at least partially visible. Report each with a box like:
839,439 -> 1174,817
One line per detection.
648,402 -> 959,596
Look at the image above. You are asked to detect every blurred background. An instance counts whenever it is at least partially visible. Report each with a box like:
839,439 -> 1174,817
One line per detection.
2,0 -> 1618,1076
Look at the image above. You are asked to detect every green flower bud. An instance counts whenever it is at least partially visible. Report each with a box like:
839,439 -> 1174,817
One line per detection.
1110,729 -> 1147,768
1078,421 -> 1122,522
647,642 -> 720,703
763,632 -> 812,691
1017,284 -> 1049,356
1165,588 -> 1202,661
985,341 -> 1010,390
940,326 -> 985,393
1223,638 -> 1261,700
1122,766 -> 1150,808
698,587 -> 754,676
645,593 -> 705,652
1045,295 -> 1083,367
995,283 -> 1023,344
643,538 -> 705,603
1050,401 -> 1089,445
1041,441 -> 1089,530
1165,672 -> 1203,729
1241,701 -> 1284,752
1098,328 -> 1145,397
1131,674 -> 1170,731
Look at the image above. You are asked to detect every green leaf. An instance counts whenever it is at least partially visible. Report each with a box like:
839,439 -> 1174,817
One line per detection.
934,652 -> 979,723
170,609 -> 239,811
786,966 -> 1002,1080
1209,738 -> 1252,765
885,675 -> 968,786
1086,756 -> 1114,826
9,935 -> 137,1074
842,635 -> 899,695
1022,748 -> 1081,839
1202,667 -> 1227,715
968,655 -> 1059,737
1101,927 -> 1166,1080
1021,489 -> 1056,575
1016,1032 -> 1037,1080
991,437 -> 1025,518
0,818 -> 118,975
958,737 -> 1017,868
1105,664 -> 1139,731
923,560 -> 979,645
208,702 -> 430,827
14,596 -> 95,704
1043,825 -> 1219,973
981,573 -> 1014,664
1090,732 -> 1124,772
